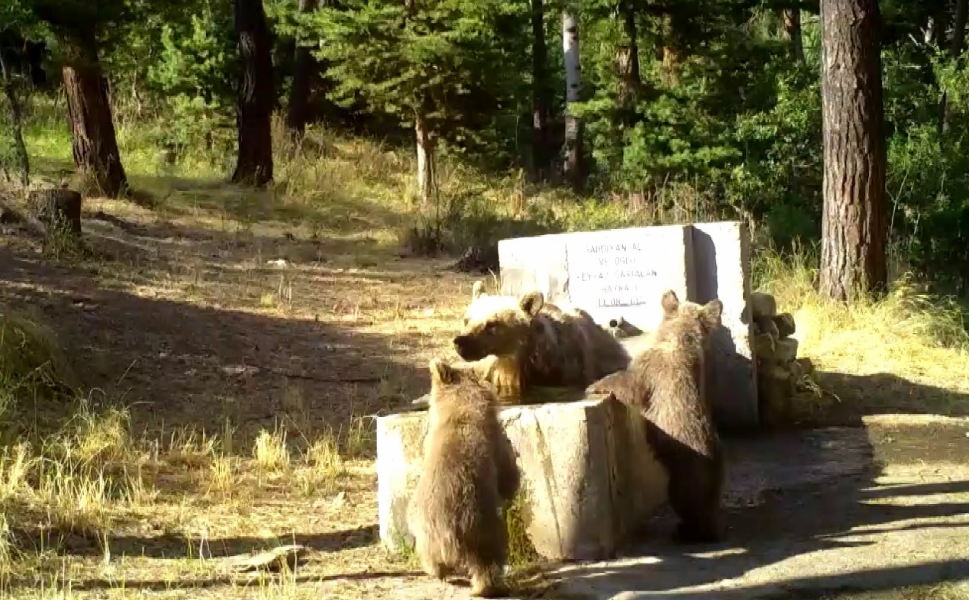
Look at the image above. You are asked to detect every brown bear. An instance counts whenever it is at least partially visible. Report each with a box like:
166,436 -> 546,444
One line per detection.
588,289 -> 726,543
407,358 -> 521,597
452,280 -> 630,399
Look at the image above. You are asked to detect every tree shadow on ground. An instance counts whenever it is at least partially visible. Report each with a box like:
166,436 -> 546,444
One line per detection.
65,569 -> 425,593
17,524 -> 382,560
811,370 -> 969,424
0,247 -> 431,444
534,371 -> 969,599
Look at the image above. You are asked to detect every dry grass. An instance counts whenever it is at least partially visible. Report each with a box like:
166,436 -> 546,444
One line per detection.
1,109 -> 968,598
755,248 -> 969,421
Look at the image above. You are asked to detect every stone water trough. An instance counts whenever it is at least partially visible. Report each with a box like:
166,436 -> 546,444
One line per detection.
376,386 -> 669,561
377,221 -> 757,561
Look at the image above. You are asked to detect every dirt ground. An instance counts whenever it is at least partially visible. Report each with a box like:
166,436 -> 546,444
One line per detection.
1,187 -> 969,599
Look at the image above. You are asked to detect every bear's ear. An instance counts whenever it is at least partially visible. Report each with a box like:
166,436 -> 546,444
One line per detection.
519,290 -> 545,317
429,358 -> 455,385
472,280 -> 486,301
660,290 -> 680,316
700,299 -> 723,330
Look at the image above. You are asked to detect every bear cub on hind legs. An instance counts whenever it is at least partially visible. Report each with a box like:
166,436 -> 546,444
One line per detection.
588,290 -> 726,543
407,358 -> 521,597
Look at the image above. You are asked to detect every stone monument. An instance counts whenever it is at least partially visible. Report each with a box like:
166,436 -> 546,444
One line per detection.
499,220 -> 758,430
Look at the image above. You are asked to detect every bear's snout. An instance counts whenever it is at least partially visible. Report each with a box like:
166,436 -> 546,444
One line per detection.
453,335 -> 484,360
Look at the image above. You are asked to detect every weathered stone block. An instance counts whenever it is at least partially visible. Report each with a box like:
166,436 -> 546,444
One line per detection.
774,337 -> 799,362
748,292 -> 777,320
759,365 -> 796,425
691,221 -> 758,430
377,395 -> 668,561
754,315 -> 780,338
753,333 -> 777,358
773,312 -> 796,338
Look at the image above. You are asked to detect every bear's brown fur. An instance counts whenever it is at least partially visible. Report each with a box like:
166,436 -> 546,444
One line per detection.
453,280 -> 630,399
407,358 -> 521,597
588,290 -> 726,543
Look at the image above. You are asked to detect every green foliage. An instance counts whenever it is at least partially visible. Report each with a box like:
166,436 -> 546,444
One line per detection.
576,5 -> 823,249
306,0 -> 529,156
145,1 -> 236,160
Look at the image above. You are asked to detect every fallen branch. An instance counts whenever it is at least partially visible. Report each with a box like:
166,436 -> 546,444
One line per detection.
89,210 -> 147,235
224,544 -> 308,574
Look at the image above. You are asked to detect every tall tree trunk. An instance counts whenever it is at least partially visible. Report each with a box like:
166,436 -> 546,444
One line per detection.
232,0 -> 276,187
0,50 -> 30,187
61,35 -> 128,198
942,0 -> 969,133
659,13 -> 680,86
415,108 -> 436,207
562,10 -> 585,190
287,0 -> 319,140
781,7 -> 805,62
819,0 -> 887,301
616,0 -> 641,118
531,0 -> 550,180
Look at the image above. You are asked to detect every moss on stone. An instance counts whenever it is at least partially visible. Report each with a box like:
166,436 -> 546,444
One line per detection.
502,483 -> 541,568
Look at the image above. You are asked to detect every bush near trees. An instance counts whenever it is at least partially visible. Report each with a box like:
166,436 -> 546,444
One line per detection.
3,0 -> 969,297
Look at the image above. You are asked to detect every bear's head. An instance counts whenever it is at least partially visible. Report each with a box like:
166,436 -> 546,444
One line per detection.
452,280 -> 544,361
655,289 -> 723,347
428,356 -> 497,401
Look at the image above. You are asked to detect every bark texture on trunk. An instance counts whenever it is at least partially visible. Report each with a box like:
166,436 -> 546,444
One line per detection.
415,110 -> 436,207
531,0 -> 550,180
62,36 -> 128,198
781,7 -> 805,62
0,50 -> 30,187
232,0 -> 276,187
616,0 -> 641,116
287,0 -> 319,140
562,10 -> 585,190
819,0 -> 887,301
942,0 -> 969,133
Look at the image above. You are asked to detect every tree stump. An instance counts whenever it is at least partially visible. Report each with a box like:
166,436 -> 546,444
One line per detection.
29,189 -> 82,235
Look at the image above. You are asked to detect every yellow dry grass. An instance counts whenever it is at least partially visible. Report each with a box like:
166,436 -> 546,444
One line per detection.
755,248 -> 969,420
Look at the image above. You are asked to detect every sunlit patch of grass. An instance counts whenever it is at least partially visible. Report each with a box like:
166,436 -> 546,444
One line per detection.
253,429 -> 291,472
0,444 -> 32,503
207,455 -> 236,497
341,416 -> 375,460
754,247 -> 969,417
293,430 -> 346,497
59,402 -> 132,467
160,429 -> 220,469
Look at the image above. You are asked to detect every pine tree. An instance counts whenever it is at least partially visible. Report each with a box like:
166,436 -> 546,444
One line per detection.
307,0 -> 524,206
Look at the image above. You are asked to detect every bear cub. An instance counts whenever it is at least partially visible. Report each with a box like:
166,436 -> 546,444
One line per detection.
588,290 -> 726,543
453,280 -> 630,399
407,358 -> 521,597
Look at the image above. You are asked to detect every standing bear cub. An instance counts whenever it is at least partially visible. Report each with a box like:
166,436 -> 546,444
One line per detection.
588,290 -> 726,543
407,358 -> 521,597
453,280 -> 630,399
